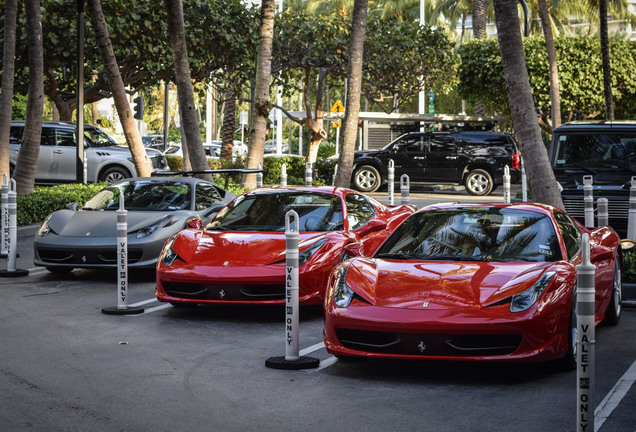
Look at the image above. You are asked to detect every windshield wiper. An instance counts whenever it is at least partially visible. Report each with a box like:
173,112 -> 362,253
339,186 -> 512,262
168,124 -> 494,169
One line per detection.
562,163 -> 598,175
421,255 -> 485,261
604,160 -> 636,174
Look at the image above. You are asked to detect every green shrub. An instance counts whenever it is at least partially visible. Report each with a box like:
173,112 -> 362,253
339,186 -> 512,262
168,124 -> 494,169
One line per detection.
623,250 -> 636,283
15,183 -> 105,226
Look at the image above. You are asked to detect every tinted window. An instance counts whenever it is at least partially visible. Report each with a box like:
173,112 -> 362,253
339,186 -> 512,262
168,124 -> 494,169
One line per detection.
10,126 -> 54,146
208,192 -> 343,232
429,135 -> 455,152
346,194 -> 376,230
554,212 -> 581,259
392,134 -> 426,152
376,207 -> 561,262
83,181 -> 192,211
55,129 -> 75,147
553,132 -> 636,169
195,183 -> 223,211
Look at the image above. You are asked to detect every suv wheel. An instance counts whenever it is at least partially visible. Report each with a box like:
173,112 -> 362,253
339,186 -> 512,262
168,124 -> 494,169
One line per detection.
465,169 -> 493,196
100,166 -> 131,183
353,165 -> 381,192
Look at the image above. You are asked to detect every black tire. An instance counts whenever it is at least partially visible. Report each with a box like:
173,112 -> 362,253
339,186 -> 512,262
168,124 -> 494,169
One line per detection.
100,166 -> 131,183
465,169 -> 494,196
602,255 -> 622,326
554,293 -> 577,372
46,266 -> 74,274
352,165 -> 381,192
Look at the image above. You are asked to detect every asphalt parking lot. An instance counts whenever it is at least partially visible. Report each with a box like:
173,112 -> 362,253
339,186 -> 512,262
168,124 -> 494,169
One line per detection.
1,186 -> 635,432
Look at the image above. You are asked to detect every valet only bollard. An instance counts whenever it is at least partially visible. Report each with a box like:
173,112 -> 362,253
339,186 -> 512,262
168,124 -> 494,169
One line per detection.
628,177 -> 636,241
280,163 -> 287,187
576,234 -> 595,432
400,174 -> 410,205
102,198 -> 144,315
305,162 -> 312,187
387,160 -> 395,205
503,165 -> 511,204
583,175 -> 594,227
332,163 -> 338,186
265,210 -> 319,370
256,164 -> 263,188
1,173 -> 8,258
0,179 -> 28,277
597,198 -> 609,227
521,158 -> 528,202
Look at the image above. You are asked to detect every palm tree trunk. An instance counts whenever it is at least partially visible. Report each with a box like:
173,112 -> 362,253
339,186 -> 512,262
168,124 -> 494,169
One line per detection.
13,0 -> 44,196
600,0 -> 614,120
165,0 -> 212,180
472,0 -> 487,116
493,0 -> 563,209
221,86 -> 236,161
335,0 -> 368,187
538,0 -> 561,131
242,0 -> 276,188
86,0 -> 152,178
0,0 -> 18,179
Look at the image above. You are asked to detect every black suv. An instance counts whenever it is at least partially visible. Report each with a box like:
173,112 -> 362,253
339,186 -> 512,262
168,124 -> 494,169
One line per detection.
549,121 -> 636,237
351,131 -> 521,195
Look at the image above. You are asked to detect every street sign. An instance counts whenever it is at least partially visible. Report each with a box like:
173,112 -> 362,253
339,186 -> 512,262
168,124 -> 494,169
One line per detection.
331,100 -> 344,128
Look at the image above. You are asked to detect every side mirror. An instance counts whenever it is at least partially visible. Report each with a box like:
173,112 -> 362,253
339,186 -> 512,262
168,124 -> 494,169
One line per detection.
343,242 -> 364,258
356,219 -> 387,238
186,217 -> 202,230
66,202 -> 79,211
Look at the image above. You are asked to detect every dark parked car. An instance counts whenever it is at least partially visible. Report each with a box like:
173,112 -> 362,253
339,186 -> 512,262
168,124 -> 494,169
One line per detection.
549,121 -> 636,238
10,121 -> 168,184
351,131 -> 521,195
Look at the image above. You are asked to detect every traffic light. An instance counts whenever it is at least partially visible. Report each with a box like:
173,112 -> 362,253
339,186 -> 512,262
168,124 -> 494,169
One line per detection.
133,96 -> 144,120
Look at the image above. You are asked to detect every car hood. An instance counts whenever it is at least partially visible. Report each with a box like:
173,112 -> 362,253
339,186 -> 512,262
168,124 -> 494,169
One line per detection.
345,258 -> 556,309
172,230 -> 332,266
46,209 -> 191,237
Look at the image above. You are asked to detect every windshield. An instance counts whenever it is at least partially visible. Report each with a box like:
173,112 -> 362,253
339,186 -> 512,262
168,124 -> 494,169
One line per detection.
207,191 -> 343,232
375,208 -> 561,262
82,181 -> 192,211
553,132 -> 636,173
84,127 -> 121,147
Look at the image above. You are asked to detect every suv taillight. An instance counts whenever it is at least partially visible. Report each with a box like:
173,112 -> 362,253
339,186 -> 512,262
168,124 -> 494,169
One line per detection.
512,152 -> 520,170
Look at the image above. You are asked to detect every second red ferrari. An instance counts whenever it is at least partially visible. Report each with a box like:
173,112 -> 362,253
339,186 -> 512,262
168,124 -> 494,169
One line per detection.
156,187 -> 415,306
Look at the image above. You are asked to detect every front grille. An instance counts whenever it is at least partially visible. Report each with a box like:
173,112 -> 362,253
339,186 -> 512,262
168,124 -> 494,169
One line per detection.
162,282 -> 285,301
562,197 -> 629,236
37,248 -> 143,265
336,329 -> 521,357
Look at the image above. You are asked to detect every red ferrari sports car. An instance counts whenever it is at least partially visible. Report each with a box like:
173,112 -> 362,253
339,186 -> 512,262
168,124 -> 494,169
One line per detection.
156,187 -> 415,306
323,202 -> 622,368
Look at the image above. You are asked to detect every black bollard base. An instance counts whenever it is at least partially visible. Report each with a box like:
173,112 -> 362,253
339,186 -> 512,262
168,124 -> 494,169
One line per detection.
101,306 -> 145,315
0,268 -> 29,277
0,252 -> 20,258
265,355 -> 320,370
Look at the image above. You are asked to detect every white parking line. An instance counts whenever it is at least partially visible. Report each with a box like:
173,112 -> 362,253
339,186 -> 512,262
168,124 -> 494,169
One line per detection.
595,359 -> 636,431
300,342 -> 325,356
130,298 -> 160,307
132,303 -> 172,315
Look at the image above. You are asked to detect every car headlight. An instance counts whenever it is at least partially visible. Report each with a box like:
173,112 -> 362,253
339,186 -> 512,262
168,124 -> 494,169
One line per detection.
37,215 -> 53,237
510,271 -> 556,313
298,238 -> 328,266
161,236 -> 184,266
332,267 -> 355,308
136,215 -> 175,238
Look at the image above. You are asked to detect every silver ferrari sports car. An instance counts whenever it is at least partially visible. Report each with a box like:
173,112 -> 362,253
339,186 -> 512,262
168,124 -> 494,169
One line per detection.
34,177 -> 234,273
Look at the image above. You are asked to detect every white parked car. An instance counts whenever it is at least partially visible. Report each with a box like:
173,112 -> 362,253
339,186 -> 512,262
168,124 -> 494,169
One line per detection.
9,121 -> 168,184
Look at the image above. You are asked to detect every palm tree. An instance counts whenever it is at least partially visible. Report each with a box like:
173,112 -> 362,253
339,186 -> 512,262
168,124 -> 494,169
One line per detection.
242,0 -> 276,189
493,0 -> 563,209
336,0 -> 368,188
13,0 -> 44,196
164,0 -> 212,180
86,0 -> 152,180
0,0 -> 17,180
538,0 -> 562,130
600,0 -> 614,120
